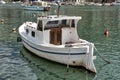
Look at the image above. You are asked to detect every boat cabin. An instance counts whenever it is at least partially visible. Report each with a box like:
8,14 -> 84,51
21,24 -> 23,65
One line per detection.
25,15 -> 81,45
38,15 -> 82,45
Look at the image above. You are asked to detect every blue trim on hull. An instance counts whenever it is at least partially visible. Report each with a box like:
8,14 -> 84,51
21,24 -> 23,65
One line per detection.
22,40 -> 86,55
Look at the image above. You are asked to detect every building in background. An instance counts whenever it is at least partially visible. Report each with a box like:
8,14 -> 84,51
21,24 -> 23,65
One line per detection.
2,0 -> 116,4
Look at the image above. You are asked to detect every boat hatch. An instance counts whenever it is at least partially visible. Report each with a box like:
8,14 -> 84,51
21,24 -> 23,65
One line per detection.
50,27 -> 62,45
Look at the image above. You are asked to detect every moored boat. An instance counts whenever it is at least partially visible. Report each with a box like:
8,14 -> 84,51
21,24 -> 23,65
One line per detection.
19,3 -> 97,73
22,0 -> 50,11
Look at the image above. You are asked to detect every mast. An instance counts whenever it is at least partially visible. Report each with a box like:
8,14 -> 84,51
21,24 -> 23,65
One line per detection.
56,0 -> 61,17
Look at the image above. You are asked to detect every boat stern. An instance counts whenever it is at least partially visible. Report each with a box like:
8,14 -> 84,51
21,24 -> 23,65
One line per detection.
83,43 -> 97,73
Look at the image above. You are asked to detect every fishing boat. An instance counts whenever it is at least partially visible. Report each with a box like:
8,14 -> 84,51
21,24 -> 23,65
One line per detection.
22,0 -> 50,11
18,3 -> 96,73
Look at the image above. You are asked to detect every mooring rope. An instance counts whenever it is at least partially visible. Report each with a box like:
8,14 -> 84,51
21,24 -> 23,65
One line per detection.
94,46 -> 110,63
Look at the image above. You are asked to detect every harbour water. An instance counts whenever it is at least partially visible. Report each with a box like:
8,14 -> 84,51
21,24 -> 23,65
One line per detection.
0,4 -> 120,80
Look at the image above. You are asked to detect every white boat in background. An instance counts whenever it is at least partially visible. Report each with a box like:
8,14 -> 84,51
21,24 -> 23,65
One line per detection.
50,1 -> 58,6
22,0 -> 50,11
111,0 -> 120,5
19,3 -> 97,73
94,3 -> 103,6
0,0 -> 6,4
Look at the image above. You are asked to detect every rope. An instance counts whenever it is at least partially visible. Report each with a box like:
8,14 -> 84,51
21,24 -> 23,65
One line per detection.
94,46 -> 110,63
66,46 -> 71,72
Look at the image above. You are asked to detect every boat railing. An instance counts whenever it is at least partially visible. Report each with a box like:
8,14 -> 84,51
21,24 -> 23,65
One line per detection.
25,22 -> 36,30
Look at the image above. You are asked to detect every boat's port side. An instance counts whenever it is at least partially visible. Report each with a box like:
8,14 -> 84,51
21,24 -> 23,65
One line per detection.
21,35 -> 96,72
18,4 -> 97,73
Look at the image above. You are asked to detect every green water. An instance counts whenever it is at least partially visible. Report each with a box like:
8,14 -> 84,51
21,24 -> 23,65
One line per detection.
0,3 -> 120,80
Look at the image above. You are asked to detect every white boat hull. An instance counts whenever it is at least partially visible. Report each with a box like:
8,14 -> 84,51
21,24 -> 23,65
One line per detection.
22,37 -> 87,66
19,33 -> 96,73
19,16 -> 96,73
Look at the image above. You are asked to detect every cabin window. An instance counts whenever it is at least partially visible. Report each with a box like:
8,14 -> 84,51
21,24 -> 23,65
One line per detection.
37,20 -> 42,31
61,20 -> 70,27
71,20 -> 75,27
47,20 -> 58,24
31,31 -> 35,37
44,20 -> 59,30
61,20 -> 67,25
26,29 -> 29,34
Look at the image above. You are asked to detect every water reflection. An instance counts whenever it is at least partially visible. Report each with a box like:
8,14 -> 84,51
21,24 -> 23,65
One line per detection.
20,46 -> 96,80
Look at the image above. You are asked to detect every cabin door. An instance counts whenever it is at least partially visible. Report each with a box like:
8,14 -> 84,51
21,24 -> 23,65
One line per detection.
50,27 -> 62,45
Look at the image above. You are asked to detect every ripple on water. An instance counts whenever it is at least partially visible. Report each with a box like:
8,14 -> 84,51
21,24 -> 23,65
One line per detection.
0,44 -> 38,80
0,57 -> 38,80
94,62 -> 120,80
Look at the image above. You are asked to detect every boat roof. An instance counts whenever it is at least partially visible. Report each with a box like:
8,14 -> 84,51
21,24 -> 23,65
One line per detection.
38,15 -> 82,21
